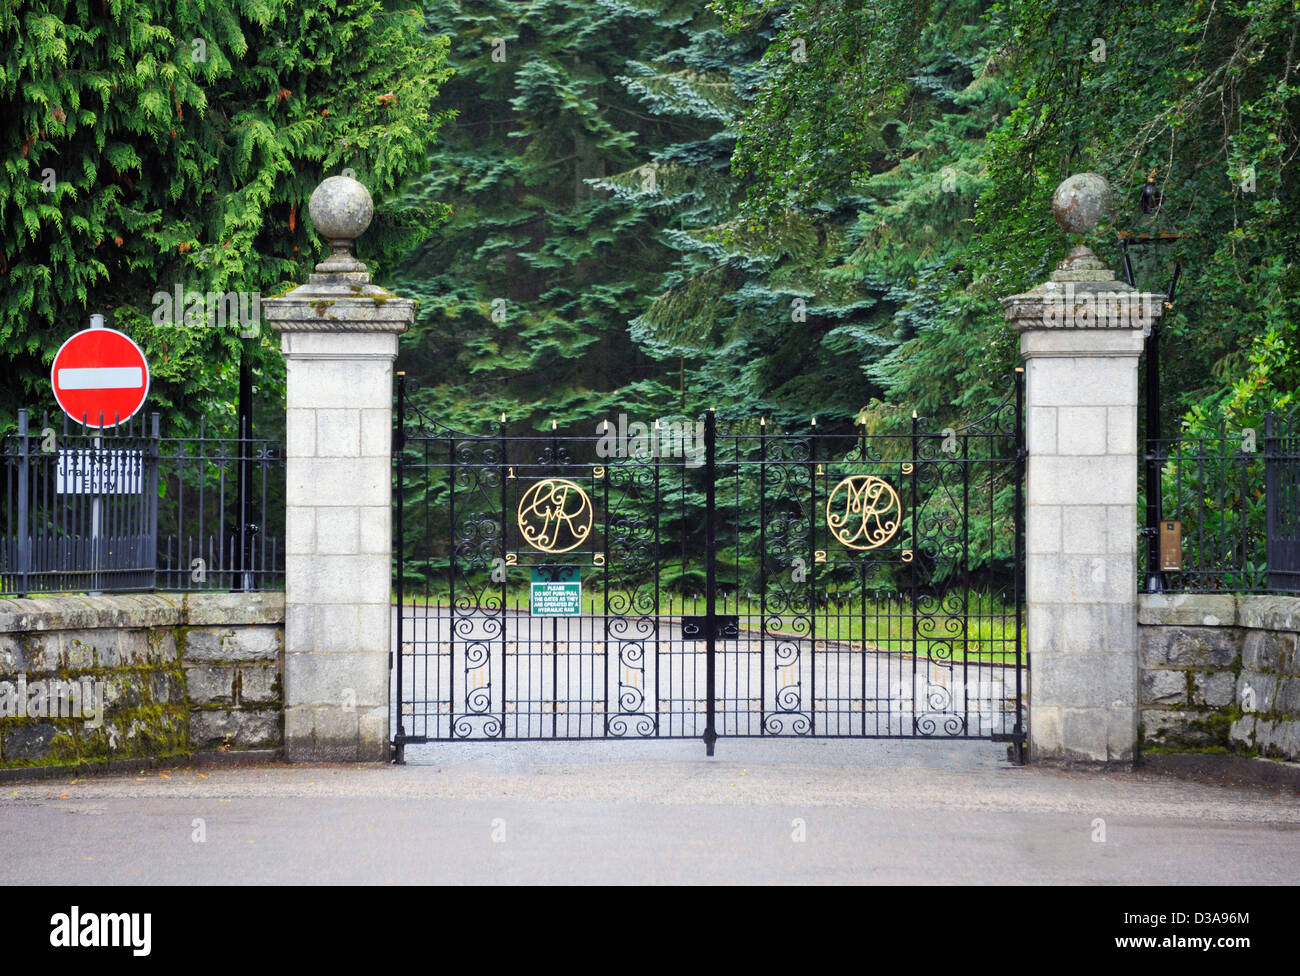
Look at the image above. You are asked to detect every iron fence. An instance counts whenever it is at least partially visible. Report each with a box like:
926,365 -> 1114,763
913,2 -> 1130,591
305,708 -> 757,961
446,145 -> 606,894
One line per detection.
1141,408 -> 1300,594
1,409 -> 284,596
1265,409 -> 1300,594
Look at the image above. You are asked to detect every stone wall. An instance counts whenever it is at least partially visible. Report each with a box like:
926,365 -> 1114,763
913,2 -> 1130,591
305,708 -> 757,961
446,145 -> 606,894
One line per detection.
1138,593 -> 1300,759
0,592 -> 283,769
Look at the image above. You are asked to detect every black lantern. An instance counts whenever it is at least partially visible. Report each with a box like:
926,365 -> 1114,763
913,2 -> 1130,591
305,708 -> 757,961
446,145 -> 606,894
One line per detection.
1139,168 -> 1163,215
1120,171 -> 1183,593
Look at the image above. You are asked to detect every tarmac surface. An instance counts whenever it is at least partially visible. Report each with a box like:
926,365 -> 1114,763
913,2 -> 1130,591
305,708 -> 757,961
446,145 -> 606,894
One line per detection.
3,739 -> 1298,884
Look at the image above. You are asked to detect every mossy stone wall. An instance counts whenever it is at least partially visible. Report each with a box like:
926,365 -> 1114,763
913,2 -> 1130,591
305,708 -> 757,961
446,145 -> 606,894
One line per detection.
1139,594 -> 1300,759
0,593 -> 283,769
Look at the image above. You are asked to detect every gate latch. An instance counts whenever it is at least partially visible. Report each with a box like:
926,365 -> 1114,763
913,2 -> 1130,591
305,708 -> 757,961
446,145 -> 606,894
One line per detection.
681,615 -> 739,640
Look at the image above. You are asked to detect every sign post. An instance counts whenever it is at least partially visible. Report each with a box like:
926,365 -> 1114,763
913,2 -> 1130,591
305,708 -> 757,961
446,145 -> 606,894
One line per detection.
50,316 -> 151,594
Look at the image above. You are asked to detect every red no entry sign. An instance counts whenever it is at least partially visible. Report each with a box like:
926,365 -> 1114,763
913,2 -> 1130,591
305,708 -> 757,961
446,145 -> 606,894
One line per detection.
50,327 -> 150,428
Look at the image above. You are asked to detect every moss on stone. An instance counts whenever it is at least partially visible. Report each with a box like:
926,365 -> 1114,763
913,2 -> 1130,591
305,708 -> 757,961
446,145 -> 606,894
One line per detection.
1143,709 -> 1236,751
46,731 -> 80,764
0,615 -> 267,769
1143,743 -> 1232,755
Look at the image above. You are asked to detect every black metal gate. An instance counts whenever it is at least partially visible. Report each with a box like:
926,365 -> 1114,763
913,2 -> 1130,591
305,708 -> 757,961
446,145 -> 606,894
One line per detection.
394,374 -> 1026,760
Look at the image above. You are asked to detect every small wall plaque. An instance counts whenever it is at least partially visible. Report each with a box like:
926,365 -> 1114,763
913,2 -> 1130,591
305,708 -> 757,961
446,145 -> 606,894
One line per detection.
1159,520 -> 1183,572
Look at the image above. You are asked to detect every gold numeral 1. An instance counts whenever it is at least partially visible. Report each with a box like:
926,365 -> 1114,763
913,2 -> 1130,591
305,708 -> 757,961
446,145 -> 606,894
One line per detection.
507,466 -> 516,479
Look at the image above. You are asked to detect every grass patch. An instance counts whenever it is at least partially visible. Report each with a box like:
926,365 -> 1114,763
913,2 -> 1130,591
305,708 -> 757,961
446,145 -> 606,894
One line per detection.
396,587 -> 1023,665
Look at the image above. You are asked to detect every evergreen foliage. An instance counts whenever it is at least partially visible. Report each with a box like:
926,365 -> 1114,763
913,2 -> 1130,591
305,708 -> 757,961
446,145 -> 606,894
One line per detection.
971,0 -> 1299,431
392,0 -> 723,436
701,0 -> 1298,430
1,0 -> 451,431
7,0 -> 1293,457
631,0 -> 1014,431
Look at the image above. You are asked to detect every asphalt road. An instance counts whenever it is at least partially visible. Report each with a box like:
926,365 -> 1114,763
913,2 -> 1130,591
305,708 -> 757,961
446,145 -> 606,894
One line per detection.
3,739 -> 1298,884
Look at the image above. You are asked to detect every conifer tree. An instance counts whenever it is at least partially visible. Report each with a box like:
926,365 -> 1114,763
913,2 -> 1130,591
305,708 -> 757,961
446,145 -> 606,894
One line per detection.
392,0 -> 808,432
703,0 -> 1298,426
1,0 -> 451,429
631,0 -> 1012,430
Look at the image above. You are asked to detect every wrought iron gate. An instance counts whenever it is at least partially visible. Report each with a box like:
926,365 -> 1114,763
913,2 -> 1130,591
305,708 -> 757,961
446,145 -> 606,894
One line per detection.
394,374 -> 1026,761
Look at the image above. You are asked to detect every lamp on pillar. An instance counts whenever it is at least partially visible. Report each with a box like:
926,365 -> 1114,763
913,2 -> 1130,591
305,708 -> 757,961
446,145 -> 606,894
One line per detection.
1118,169 -> 1184,593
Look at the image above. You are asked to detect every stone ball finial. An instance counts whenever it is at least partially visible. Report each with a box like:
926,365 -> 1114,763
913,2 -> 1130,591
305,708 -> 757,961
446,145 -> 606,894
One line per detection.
310,175 -> 373,240
308,176 -> 373,274
1052,173 -> 1112,234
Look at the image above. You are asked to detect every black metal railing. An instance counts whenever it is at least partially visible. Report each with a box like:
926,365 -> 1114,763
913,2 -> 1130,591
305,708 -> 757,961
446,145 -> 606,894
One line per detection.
1,409 -> 284,596
1265,409 -> 1300,594
1141,408 -> 1299,594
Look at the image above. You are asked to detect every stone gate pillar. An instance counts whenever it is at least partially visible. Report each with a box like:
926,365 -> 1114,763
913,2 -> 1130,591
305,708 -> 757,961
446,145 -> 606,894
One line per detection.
262,177 -> 413,761
1003,174 -> 1164,763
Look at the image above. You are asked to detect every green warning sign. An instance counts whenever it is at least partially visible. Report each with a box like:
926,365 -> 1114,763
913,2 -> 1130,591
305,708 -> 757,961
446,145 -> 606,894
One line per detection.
529,569 -> 581,616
